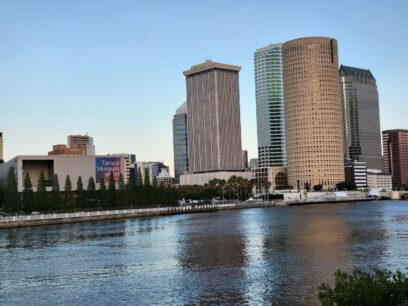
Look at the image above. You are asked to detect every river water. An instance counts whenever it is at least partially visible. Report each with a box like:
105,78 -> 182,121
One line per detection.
1,200 -> 408,305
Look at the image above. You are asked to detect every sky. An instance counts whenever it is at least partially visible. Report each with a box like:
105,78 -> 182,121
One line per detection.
1,0 -> 407,174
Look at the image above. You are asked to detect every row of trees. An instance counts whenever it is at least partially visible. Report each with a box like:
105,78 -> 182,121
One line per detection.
1,167 -> 179,213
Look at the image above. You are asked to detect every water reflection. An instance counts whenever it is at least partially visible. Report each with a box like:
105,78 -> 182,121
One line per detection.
0,201 -> 408,305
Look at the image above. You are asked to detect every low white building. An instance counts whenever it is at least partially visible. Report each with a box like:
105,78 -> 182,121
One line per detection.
367,169 -> 392,191
0,155 -> 128,192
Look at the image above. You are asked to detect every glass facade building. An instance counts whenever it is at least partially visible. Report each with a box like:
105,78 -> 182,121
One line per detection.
172,102 -> 188,182
254,43 -> 286,168
340,65 -> 383,171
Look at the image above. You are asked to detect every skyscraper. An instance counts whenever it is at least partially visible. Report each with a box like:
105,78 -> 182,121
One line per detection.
254,43 -> 286,167
340,65 -> 383,170
283,37 -> 344,189
184,60 -> 243,173
0,132 -> 3,164
173,102 -> 189,182
67,134 -> 95,156
383,129 -> 408,190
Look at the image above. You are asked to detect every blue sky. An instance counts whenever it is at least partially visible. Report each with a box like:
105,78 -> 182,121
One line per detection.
1,0 -> 407,173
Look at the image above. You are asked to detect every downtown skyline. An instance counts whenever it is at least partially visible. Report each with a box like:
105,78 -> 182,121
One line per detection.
1,1 -> 407,175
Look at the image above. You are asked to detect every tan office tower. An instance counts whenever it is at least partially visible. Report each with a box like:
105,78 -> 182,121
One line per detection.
283,37 -> 344,190
184,61 -> 243,173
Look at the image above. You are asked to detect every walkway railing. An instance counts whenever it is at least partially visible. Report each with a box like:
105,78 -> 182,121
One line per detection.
0,202 -> 276,223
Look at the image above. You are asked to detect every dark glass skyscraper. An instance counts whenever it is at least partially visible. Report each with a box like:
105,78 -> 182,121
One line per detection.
172,102 -> 188,182
340,65 -> 383,170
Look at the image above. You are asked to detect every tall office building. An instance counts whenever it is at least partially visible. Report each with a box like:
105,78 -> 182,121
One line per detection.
283,37 -> 344,189
254,43 -> 286,167
67,134 -> 95,156
383,129 -> 408,190
0,132 -> 3,164
184,60 -> 243,173
340,65 -> 383,170
173,102 -> 189,182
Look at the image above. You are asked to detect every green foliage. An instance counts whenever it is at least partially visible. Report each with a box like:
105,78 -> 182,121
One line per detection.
87,177 -> 96,191
23,172 -> 33,192
336,181 -> 357,191
313,184 -> 323,191
118,174 -> 125,191
77,176 -> 83,192
52,174 -> 60,192
152,176 -> 158,188
304,182 -> 311,192
108,172 -> 116,191
318,268 -> 408,306
37,170 -> 46,192
99,177 -> 106,191
64,175 -> 72,192
3,167 -> 20,212
136,167 -> 143,186
144,168 -> 151,186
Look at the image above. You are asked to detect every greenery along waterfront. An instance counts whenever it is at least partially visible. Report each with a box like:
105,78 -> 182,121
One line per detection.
0,167 -> 275,213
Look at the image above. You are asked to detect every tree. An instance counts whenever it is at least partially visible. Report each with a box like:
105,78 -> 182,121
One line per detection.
64,175 -> 73,211
51,174 -> 61,211
318,268 -> 408,306
313,184 -> 323,191
108,172 -> 117,207
3,167 -> 19,212
99,177 -> 106,191
87,177 -> 96,191
76,176 -> 85,208
152,176 -> 158,188
118,174 -> 125,191
36,170 -> 47,211
77,176 -> 83,192
144,168 -> 151,186
336,181 -> 357,191
99,177 -> 107,208
87,177 -> 96,208
136,167 -> 143,186
304,182 -> 311,192
64,175 -> 72,192
37,170 -> 46,192
23,172 -> 34,212
52,174 -> 60,192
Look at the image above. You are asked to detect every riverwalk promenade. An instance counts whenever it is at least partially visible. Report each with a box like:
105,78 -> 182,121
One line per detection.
0,195 -> 382,229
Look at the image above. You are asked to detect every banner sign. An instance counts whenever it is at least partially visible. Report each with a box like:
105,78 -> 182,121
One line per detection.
95,157 -> 121,183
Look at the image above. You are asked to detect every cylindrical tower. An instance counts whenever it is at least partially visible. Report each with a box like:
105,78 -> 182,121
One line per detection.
283,37 -> 344,190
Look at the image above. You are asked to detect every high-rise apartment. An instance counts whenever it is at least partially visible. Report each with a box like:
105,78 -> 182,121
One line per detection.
340,65 -> 383,170
283,37 -> 344,189
0,132 -> 3,164
173,102 -> 189,182
184,60 -> 243,173
254,43 -> 286,167
67,134 -> 95,156
383,129 -> 408,189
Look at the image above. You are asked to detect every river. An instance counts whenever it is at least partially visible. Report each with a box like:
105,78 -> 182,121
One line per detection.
1,200 -> 408,305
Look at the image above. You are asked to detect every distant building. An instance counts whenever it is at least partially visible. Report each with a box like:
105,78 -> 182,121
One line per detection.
156,167 -> 174,187
48,144 -> 85,156
383,129 -> 408,190
249,158 -> 259,169
283,37 -> 344,190
68,134 -> 95,156
344,160 -> 367,190
367,169 -> 392,191
184,60 -> 243,173
340,65 -> 383,170
242,150 -> 249,169
173,102 -> 188,182
136,161 -> 166,185
0,132 -> 3,164
251,167 -> 288,196
180,171 -> 251,186
111,153 -> 137,184
254,43 -> 286,168
0,155 -> 127,192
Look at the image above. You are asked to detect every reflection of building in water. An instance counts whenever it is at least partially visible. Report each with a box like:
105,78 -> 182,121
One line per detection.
176,216 -> 249,304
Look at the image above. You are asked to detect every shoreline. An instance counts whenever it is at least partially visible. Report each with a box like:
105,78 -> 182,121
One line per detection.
0,198 -> 387,229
